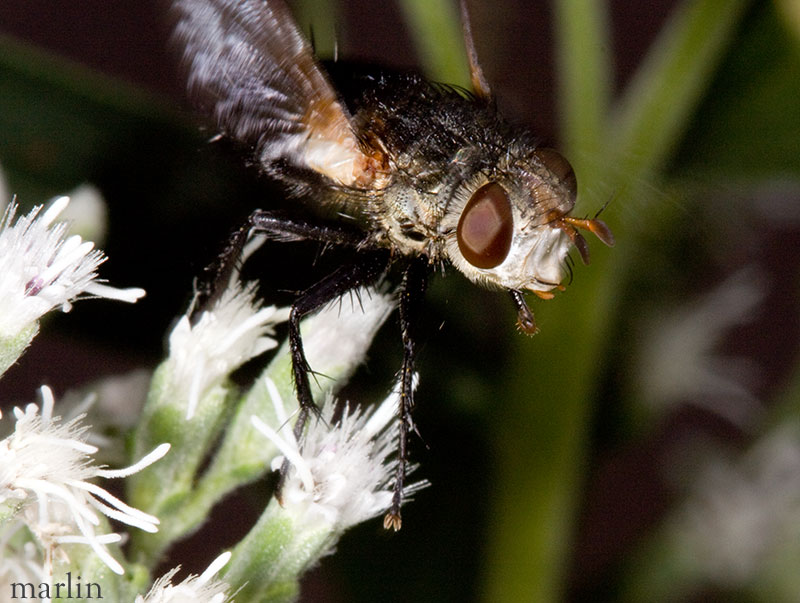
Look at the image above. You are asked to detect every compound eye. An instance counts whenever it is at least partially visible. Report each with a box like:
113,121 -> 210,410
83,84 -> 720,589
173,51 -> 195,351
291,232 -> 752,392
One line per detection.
534,147 -> 577,203
457,182 -> 513,269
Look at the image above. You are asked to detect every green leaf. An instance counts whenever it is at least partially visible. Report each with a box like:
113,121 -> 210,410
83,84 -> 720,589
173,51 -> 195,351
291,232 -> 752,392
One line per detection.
674,2 -> 800,178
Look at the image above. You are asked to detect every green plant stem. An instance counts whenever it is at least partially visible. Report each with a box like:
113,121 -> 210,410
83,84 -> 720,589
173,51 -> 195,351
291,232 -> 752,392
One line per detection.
128,338 -> 334,565
553,0 -> 611,166
0,323 -> 38,378
128,365 -> 235,565
607,0 -> 752,201
222,502 -> 334,603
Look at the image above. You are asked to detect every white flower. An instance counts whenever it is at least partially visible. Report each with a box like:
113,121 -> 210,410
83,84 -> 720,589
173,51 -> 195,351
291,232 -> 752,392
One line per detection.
0,386 -> 170,576
300,286 -> 396,383
135,551 -> 232,603
673,423 -> 800,586
0,520 -> 49,594
635,268 -> 764,427
0,198 -> 145,338
251,377 -> 426,532
166,281 -> 290,418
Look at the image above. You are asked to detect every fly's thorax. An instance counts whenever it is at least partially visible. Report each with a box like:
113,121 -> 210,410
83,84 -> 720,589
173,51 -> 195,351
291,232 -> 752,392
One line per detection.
440,147 -> 579,293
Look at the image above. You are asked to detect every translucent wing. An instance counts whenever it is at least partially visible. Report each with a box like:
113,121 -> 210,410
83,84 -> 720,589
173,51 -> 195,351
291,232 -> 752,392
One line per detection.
173,0 -> 375,188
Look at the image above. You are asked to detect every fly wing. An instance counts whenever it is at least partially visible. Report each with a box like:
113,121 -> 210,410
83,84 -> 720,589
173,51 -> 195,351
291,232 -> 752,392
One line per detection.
173,0 -> 375,188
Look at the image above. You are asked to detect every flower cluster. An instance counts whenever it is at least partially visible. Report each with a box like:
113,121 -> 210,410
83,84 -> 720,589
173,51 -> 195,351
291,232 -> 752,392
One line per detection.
165,282 -> 289,419
0,185 -> 425,602
0,387 -> 169,577
0,197 -> 145,377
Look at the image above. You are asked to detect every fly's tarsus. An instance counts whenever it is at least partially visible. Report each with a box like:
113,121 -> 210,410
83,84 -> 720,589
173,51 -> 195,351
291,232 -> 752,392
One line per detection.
509,289 -> 538,336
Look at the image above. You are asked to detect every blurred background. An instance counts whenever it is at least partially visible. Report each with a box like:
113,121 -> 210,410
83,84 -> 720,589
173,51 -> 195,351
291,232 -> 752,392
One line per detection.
1,0 -> 800,601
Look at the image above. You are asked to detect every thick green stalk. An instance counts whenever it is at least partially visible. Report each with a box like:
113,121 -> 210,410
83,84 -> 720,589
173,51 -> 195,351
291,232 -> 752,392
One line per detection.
222,502 -> 334,603
553,0 -> 612,169
607,0 -> 752,199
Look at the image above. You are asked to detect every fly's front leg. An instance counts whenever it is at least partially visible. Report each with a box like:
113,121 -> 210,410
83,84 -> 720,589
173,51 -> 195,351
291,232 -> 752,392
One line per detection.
276,250 -> 390,496
385,256 -> 429,531
193,209 -> 367,315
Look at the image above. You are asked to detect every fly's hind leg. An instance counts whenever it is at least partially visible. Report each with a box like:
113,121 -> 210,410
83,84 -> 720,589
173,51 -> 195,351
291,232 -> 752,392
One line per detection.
286,251 -> 389,436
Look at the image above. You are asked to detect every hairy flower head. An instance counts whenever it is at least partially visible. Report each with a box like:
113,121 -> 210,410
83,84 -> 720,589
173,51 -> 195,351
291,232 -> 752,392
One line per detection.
0,386 -> 169,575
135,551 -> 232,603
166,281 -> 290,418
252,377 -> 426,532
0,198 -> 145,339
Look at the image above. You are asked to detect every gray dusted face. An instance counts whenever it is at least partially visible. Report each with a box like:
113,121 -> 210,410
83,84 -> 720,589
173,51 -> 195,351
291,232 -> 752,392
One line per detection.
444,146 -> 613,295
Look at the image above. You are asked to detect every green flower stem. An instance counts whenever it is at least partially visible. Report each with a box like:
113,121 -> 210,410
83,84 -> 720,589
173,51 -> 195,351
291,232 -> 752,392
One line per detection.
0,322 -> 38,378
222,501 -> 336,603
128,365 -> 235,564
397,0 -> 471,87
51,544 -> 149,603
194,350 -> 292,493
553,0 -> 611,165
127,345 -> 322,565
482,0 -> 751,600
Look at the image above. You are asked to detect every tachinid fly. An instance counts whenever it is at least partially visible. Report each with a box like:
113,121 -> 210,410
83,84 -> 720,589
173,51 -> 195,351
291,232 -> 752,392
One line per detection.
173,0 -> 614,530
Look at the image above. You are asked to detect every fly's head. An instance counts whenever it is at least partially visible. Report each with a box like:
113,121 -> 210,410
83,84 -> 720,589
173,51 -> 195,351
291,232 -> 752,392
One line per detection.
442,146 -> 614,332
